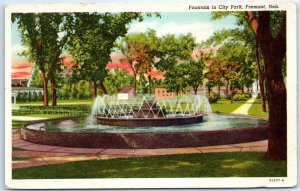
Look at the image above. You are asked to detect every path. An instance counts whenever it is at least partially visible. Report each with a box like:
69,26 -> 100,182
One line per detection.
12,129 -> 267,169
232,95 -> 257,115
12,116 -> 48,121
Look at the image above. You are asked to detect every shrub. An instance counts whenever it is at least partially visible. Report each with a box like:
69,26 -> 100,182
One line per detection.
233,94 -> 242,101
208,93 -> 218,103
244,93 -> 252,99
233,93 -> 252,101
32,92 -> 38,101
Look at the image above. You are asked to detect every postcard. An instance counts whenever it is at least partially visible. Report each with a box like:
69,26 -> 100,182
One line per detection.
5,1 -> 297,189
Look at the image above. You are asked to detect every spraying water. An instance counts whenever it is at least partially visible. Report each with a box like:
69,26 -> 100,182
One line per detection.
88,94 -> 212,125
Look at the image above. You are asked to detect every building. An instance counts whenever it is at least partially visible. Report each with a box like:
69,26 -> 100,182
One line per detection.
154,88 -> 174,99
117,86 -> 136,100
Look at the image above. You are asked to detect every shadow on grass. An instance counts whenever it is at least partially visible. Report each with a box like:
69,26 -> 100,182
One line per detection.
12,152 -> 286,179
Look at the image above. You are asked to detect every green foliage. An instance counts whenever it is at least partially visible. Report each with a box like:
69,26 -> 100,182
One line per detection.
30,67 -> 43,88
164,63 -> 189,94
67,12 -> 146,92
184,59 -> 205,94
57,80 -> 92,100
208,92 -> 218,103
233,93 -> 251,101
117,30 -> 159,94
155,33 -> 196,71
104,69 -> 133,95
12,13 -> 73,105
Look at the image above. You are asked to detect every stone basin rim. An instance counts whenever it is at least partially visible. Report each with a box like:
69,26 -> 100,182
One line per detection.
19,114 -> 268,149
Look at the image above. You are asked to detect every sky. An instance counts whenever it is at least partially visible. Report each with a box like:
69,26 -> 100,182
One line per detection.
12,12 -> 237,59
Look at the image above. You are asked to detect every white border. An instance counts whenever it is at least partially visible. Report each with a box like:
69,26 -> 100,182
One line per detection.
5,2 -> 297,189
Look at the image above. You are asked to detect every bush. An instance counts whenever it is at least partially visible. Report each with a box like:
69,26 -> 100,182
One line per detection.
244,93 -> 252,99
208,93 -> 218,103
32,92 -> 38,101
233,93 -> 252,101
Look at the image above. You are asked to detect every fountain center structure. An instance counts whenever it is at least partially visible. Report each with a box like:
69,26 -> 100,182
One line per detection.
93,95 -> 211,127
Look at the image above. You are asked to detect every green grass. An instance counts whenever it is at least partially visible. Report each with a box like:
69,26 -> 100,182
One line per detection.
12,147 -> 26,151
248,98 -> 269,119
12,120 -> 26,129
12,157 -> 30,161
210,99 -> 246,113
16,99 -> 93,106
12,113 -> 69,118
12,152 -> 286,179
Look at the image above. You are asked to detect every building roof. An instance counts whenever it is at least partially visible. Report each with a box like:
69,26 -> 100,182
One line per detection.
12,60 -> 33,79
119,86 -> 135,93
11,54 -> 74,80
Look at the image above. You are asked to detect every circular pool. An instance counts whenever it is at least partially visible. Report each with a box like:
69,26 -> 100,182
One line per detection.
20,114 -> 268,149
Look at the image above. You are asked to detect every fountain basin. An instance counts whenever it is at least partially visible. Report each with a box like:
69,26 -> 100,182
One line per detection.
96,114 -> 203,127
20,114 -> 268,149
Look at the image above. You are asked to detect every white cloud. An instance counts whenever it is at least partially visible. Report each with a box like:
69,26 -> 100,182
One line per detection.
128,21 -> 159,33
157,22 -> 214,43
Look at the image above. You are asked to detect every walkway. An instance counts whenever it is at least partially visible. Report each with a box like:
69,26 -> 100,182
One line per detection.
232,95 -> 257,115
12,129 -> 267,169
12,116 -> 48,121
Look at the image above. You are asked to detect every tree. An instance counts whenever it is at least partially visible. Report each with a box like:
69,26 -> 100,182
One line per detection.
155,33 -> 196,71
104,69 -> 133,95
154,33 -> 196,95
12,13 -> 71,106
201,24 -> 267,112
184,59 -> 204,95
118,30 -> 158,95
67,12 -> 146,98
164,63 -> 189,95
247,11 -> 287,160
210,11 -> 287,160
205,60 -> 225,97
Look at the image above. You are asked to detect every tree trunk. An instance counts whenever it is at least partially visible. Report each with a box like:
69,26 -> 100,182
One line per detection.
41,72 -> 48,106
51,77 -> 57,106
207,87 -> 211,96
241,85 -> 244,94
92,80 -> 97,99
264,57 -> 287,160
256,41 -> 267,112
148,74 -> 151,95
217,83 -> 221,97
99,80 -> 107,95
133,73 -> 137,96
230,88 -> 234,103
247,11 -> 287,160
193,86 -> 197,95
225,80 -> 229,96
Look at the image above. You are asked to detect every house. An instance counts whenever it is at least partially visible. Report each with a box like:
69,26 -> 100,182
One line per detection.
117,86 -> 136,100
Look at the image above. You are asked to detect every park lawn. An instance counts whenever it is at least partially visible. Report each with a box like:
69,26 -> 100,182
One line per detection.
16,99 -> 93,106
12,114 -> 69,129
12,120 -> 26,129
12,152 -> 286,179
248,98 -> 269,119
12,113 -> 69,118
210,99 -> 246,114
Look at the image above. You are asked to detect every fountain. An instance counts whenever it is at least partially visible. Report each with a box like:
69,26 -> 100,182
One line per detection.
93,95 -> 210,127
20,95 -> 268,149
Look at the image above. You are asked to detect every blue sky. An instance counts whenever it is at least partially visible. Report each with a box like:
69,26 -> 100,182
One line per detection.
12,12 -> 237,59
